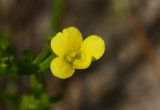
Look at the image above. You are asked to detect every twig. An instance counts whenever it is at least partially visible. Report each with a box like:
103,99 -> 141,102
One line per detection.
129,15 -> 160,79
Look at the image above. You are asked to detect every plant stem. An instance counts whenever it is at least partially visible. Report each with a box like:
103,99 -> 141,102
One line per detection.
50,0 -> 65,34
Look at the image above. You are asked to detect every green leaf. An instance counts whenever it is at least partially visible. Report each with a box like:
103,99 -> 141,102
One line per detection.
20,94 -> 40,110
0,57 -> 17,76
20,93 -> 50,110
0,89 -> 21,105
30,74 -> 45,92
0,31 -> 13,57
46,37 -> 52,51
15,59 -> 38,75
50,94 -> 63,103
40,92 -> 50,108
0,31 -> 9,50
7,63 -> 18,75
21,49 -> 35,61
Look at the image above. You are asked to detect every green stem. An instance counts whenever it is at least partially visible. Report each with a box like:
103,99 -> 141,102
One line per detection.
50,0 -> 65,34
33,47 -> 50,65
38,54 -> 55,73
30,0 -> 64,92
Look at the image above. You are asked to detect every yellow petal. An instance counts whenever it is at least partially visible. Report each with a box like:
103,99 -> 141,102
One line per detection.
50,57 -> 75,79
73,50 -> 92,69
81,35 -> 105,61
51,27 -> 83,56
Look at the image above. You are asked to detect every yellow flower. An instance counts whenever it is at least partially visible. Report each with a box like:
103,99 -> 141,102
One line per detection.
50,27 -> 105,79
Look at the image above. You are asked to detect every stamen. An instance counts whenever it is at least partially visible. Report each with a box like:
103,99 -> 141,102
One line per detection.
65,49 -> 81,64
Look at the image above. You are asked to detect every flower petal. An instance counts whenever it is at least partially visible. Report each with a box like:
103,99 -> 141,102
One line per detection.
73,50 -> 92,69
81,35 -> 105,61
51,27 -> 83,56
50,57 -> 75,79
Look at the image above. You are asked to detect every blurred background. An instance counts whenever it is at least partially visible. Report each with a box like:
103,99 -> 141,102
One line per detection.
1,0 -> 160,110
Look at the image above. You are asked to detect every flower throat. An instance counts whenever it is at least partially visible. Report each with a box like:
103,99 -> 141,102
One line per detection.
65,49 -> 81,64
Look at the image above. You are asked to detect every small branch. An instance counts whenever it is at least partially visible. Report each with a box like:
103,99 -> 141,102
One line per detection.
129,15 -> 160,78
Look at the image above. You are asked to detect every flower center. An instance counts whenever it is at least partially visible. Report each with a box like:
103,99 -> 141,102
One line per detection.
65,49 -> 81,64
